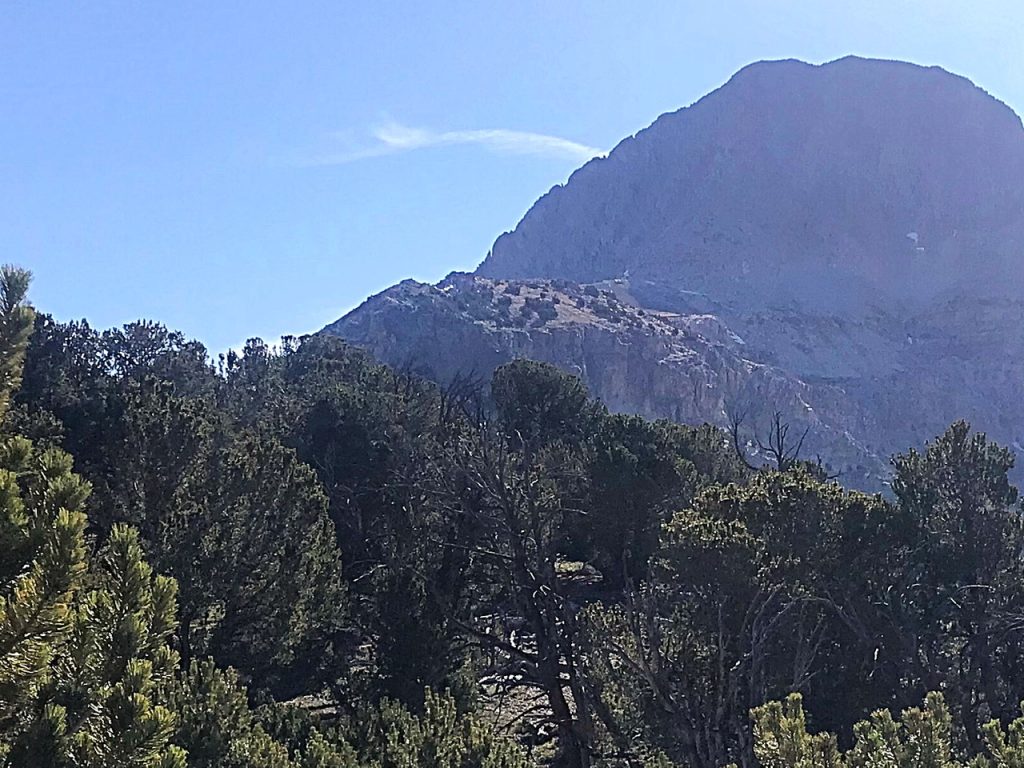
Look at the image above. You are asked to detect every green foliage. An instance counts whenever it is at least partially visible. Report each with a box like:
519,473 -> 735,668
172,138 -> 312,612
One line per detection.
19,321 -> 349,696
165,659 -> 330,768
171,431 -> 347,694
0,268 -> 184,767
0,469 -> 185,768
10,524 -> 186,768
20,267 -> 1024,768
237,337 -> 480,706
892,419 -> 1020,591
0,447 -> 90,733
350,688 -> 533,768
579,416 -> 745,585
491,359 -> 599,446
751,692 -> 965,768
167,662 -> 532,768
94,378 -> 347,696
0,266 -> 34,418
752,694 -> 843,768
887,423 -> 1024,741
582,468 -> 907,767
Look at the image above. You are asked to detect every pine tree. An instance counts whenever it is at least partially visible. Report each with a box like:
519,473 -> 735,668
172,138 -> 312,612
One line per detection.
0,266 -> 90,760
0,267 -> 34,417
750,692 -> 961,768
0,266 -> 185,768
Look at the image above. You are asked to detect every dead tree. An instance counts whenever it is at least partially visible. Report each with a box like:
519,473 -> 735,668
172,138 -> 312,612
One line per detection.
727,409 -> 809,472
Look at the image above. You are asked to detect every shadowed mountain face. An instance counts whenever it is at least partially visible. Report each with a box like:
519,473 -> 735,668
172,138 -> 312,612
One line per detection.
327,57 -> 1024,489
479,57 -> 1024,312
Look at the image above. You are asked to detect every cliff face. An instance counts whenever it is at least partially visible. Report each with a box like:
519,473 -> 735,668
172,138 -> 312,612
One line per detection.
326,57 -> 1024,489
327,275 -> 883,484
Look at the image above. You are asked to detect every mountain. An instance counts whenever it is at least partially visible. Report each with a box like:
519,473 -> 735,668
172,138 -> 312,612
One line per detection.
326,57 -> 1024,488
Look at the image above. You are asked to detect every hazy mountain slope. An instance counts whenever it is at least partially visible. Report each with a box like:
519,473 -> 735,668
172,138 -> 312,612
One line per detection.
327,57 -> 1024,488
479,56 -> 1024,314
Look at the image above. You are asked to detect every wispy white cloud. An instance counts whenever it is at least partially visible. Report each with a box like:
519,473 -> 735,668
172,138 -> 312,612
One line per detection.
301,120 -> 605,165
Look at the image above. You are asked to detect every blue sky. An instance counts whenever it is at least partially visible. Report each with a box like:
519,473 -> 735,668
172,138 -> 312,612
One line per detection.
4,1 -> 1023,353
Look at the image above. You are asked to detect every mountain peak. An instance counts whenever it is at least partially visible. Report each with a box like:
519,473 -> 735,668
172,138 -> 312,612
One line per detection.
330,58 -> 1024,490
477,57 -> 1024,313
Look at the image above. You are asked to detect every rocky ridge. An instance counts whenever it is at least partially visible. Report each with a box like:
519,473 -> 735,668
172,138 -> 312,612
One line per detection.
327,273 -> 883,483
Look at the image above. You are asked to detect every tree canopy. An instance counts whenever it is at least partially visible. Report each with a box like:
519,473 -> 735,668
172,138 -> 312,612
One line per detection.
8,268 -> 1024,768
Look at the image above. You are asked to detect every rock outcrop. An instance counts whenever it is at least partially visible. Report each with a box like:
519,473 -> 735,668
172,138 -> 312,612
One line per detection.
328,275 -> 883,483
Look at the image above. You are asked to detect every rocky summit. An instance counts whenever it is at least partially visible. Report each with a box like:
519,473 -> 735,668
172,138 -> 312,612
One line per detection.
326,56 -> 1024,489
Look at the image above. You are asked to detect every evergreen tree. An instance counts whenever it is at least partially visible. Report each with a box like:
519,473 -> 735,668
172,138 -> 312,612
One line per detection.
888,422 -> 1024,745
750,692 -> 969,768
104,385 -> 347,695
0,266 -> 184,767
581,468 -> 899,768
